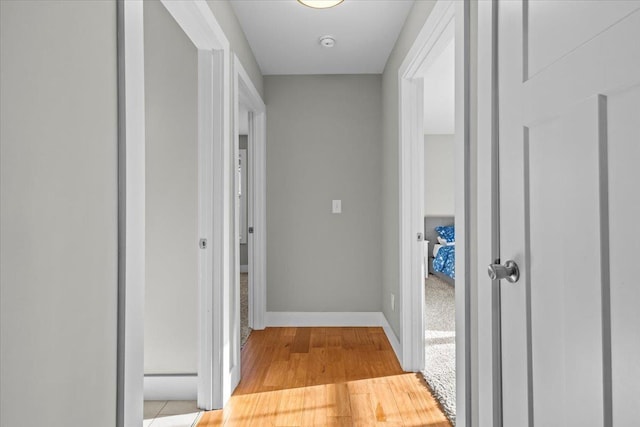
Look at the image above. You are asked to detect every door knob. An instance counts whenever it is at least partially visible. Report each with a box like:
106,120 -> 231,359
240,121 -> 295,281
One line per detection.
487,260 -> 520,283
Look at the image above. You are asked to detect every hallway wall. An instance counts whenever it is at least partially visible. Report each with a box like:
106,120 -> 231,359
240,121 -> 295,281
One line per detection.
265,75 -> 383,313
424,134 -> 456,216
0,1 -> 118,425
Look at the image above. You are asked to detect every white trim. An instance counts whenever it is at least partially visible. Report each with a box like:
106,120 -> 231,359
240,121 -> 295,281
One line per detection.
143,375 -> 198,401
196,49 -> 214,411
250,110 -> 267,331
160,0 -> 228,50
196,47 -> 227,411
117,1 -> 145,426
233,56 -> 267,333
381,320 -> 402,362
398,0 -> 472,425
265,312 -> 402,362
120,1 -> 232,423
453,4 -> 471,425
477,1 -> 501,425
265,311 -> 386,327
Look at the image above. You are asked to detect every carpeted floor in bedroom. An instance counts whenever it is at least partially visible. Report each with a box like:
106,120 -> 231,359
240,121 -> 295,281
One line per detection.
240,272 -> 251,348
423,273 -> 456,425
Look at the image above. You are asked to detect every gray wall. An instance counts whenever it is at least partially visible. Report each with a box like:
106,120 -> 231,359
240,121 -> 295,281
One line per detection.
381,0 -> 437,336
265,75 -> 383,312
206,0 -> 263,98
424,134 -> 455,216
144,0 -> 198,375
0,1 -> 118,426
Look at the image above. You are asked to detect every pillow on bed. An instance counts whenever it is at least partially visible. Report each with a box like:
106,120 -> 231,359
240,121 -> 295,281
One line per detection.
435,225 -> 455,243
437,236 -> 455,246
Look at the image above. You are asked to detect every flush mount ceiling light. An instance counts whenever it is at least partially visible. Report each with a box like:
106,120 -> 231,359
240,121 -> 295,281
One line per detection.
297,0 -> 344,9
319,35 -> 336,48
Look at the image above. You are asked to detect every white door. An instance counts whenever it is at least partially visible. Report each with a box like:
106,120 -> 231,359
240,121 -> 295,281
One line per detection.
495,2 -> 640,426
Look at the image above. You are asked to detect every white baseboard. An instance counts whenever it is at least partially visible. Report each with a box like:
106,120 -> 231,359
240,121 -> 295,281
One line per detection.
265,311 -> 402,363
240,264 -> 248,273
143,374 -> 197,400
380,318 -> 402,363
265,311 -> 384,327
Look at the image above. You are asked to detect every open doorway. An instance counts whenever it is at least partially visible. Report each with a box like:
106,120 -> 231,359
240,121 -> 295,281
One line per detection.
232,55 -> 267,386
142,1 -> 202,424
421,34 -> 456,423
118,1 -> 233,424
398,1 -> 470,425
237,105 -> 251,348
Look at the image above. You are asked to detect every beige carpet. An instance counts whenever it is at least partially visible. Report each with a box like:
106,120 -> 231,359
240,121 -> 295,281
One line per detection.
240,273 -> 251,347
422,274 -> 456,425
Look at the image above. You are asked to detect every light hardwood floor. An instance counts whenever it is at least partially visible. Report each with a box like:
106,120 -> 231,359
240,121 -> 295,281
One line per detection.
197,327 -> 451,426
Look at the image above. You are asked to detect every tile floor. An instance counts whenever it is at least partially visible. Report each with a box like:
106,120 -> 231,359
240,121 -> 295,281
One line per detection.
143,400 -> 201,427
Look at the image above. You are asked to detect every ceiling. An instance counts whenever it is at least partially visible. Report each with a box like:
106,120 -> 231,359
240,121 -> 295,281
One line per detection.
230,0 -> 415,75
423,37 -> 454,135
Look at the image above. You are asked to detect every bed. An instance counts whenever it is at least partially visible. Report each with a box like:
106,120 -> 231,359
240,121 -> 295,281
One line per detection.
424,216 -> 455,285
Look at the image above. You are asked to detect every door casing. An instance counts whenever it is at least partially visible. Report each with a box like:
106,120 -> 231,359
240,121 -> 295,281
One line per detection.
233,56 -> 267,332
476,1 -> 503,425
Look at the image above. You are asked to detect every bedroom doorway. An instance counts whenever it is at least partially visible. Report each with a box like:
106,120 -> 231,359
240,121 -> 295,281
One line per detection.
421,27 -> 456,423
118,1 -> 233,423
237,105 -> 251,348
237,104 -> 251,349
233,56 -> 267,372
398,0 -> 471,425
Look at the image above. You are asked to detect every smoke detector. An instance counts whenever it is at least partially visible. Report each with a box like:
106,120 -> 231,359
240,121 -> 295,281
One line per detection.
319,35 -> 336,48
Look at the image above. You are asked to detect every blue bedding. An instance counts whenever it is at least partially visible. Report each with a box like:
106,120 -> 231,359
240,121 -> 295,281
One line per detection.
433,245 -> 455,279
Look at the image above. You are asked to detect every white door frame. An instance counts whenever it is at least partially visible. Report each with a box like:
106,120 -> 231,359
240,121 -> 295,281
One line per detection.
117,1 -> 231,425
398,0 -> 471,424
233,56 -> 267,334
476,1 -> 502,425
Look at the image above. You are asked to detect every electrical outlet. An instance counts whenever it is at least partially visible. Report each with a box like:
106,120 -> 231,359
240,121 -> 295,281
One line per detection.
390,293 -> 395,312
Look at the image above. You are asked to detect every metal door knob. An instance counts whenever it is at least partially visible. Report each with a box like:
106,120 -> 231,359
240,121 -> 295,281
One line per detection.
488,260 -> 520,283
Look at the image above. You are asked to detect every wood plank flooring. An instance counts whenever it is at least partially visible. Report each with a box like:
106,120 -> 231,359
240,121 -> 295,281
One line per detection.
197,327 -> 451,427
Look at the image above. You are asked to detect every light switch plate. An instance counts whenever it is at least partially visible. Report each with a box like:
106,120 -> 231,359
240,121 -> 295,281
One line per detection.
332,199 -> 342,214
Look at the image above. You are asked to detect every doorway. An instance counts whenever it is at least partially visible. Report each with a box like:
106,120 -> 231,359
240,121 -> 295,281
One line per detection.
398,0 -> 471,425
421,30 -> 457,423
232,56 -> 267,378
142,0 -> 201,424
118,1 -> 234,425
238,104 -> 251,348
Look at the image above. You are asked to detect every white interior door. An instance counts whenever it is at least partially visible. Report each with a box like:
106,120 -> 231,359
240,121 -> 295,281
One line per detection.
496,2 -> 640,426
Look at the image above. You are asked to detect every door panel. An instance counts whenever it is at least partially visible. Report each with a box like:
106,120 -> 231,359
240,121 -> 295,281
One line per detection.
527,1 -> 639,78
498,1 -> 640,426
608,85 -> 640,423
528,99 -> 605,426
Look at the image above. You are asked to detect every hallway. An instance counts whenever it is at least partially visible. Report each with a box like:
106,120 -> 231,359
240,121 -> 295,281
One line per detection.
198,327 -> 451,426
